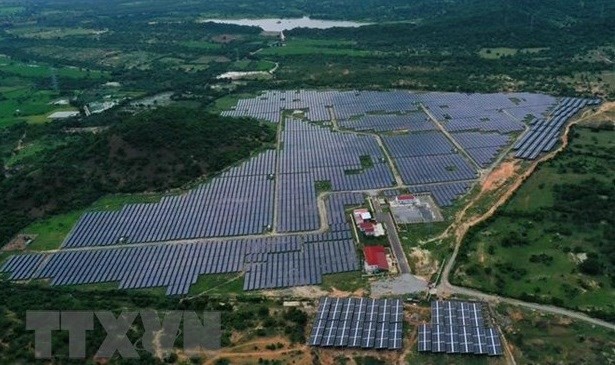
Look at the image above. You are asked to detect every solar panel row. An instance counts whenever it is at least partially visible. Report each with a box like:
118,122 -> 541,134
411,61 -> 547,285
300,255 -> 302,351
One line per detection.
383,131 -> 456,158
395,154 -> 478,185
325,193 -> 365,232
514,97 -> 600,160
243,239 -> 359,290
339,113 -> 436,133
419,301 -> 503,356
309,297 -> 403,350
422,92 -> 556,125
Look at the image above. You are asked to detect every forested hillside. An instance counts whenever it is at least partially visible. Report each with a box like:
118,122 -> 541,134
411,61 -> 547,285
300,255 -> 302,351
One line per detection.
0,109 -> 275,245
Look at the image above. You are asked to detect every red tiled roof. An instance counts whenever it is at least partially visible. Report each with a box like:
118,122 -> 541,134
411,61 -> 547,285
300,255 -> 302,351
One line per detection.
398,194 -> 415,200
363,246 -> 389,270
359,222 -> 374,230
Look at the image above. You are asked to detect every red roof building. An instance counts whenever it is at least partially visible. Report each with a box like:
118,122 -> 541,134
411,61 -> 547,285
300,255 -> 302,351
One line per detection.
363,245 -> 389,271
359,221 -> 374,232
396,194 -> 415,202
353,208 -> 372,225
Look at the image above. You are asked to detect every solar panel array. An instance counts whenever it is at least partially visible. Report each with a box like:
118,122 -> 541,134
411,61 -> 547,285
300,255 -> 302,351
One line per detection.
223,90 -> 561,133
325,192 -> 365,227
449,132 -> 511,167
383,132 -> 456,158
421,92 -> 556,134
514,97 -> 601,160
339,113 -> 436,132
309,297 -> 404,350
0,230 -> 361,294
0,191 -> 365,294
395,154 -> 478,185
276,119 -> 395,231
418,301 -> 503,356
60,116 -> 395,247
330,91 -> 421,120
2,90 -> 596,296
62,151 -> 277,247
244,234 -> 358,290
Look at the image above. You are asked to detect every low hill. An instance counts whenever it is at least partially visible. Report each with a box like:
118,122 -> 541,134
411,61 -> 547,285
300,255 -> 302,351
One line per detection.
0,107 -> 276,245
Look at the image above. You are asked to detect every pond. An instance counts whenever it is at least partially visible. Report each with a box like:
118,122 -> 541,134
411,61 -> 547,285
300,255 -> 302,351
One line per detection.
199,16 -> 369,32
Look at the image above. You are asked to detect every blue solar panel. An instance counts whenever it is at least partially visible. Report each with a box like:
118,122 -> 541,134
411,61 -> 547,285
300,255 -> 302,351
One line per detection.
420,301 -> 503,357
309,297 -> 403,350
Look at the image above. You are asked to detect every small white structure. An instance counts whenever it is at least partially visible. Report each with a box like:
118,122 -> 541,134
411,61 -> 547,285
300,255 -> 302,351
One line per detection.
373,223 -> 386,237
50,99 -> 70,106
48,111 -> 80,120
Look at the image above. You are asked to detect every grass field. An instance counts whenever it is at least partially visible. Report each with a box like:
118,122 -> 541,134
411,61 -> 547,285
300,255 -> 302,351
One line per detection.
453,127 -> 615,318
0,56 -> 106,126
495,303 -> 615,364
410,353 -> 501,365
210,92 -> 261,113
188,273 -> 245,295
231,59 -> 276,71
315,180 -> 332,193
321,271 -> 368,293
0,87 -> 65,127
21,210 -> 85,251
0,57 -> 106,79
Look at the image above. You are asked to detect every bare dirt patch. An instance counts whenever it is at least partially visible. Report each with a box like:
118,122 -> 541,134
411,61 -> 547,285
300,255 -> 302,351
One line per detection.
329,287 -> 367,298
203,337 -> 311,365
482,160 -> 519,192
2,234 -> 36,251
509,310 -> 524,322
261,285 -> 328,299
409,247 -> 437,278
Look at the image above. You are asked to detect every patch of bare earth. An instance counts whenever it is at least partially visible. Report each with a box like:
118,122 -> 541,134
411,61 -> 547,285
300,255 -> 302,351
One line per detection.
202,337 -> 311,365
509,310 -> 524,322
2,234 -> 36,251
482,160 -> 519,192
329,287 -> 366,298
261,285 -> 328,298
409,247 -> 437,278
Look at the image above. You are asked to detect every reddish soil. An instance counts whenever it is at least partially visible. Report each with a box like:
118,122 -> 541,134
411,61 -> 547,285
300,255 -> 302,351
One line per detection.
2,234 -> 36,251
